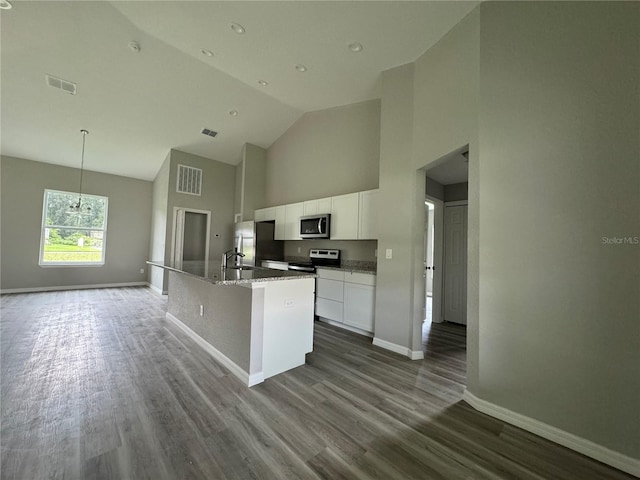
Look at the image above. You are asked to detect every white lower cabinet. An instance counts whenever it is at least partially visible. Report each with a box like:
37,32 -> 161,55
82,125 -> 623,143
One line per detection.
315,268 -> 375,334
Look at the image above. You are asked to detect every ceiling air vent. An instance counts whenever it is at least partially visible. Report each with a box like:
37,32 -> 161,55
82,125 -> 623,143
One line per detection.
176,164 -> 202,196
201,128 -> 218,138
45,74 -> 77,95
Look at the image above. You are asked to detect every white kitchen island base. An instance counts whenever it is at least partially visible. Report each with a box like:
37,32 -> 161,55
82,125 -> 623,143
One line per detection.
163,269 -> 315,387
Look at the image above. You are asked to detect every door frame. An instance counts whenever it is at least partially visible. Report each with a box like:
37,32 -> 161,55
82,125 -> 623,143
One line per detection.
425,195 -> 444,323
171,207 -> 212,267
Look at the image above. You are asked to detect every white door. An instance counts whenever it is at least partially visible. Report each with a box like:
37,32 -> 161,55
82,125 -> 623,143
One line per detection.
443,205 -> 467,324
425,203 -> 435,296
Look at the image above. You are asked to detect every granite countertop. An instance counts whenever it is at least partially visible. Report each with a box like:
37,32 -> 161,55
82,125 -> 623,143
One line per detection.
146,260 -> 316,285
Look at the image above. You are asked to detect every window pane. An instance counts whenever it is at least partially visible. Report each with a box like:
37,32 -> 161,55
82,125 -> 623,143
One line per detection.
42,228 -> 104,263
40,189 -> 108,266
45,191 -> 106,229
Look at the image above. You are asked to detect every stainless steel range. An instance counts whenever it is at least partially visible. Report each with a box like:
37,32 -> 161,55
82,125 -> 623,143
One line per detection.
288,249 -> 340,273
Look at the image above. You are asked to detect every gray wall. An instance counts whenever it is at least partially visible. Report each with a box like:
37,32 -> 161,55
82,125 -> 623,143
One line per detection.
444,182 -> 468,202
425,176 -> 445,201
0,155 -> 152,290
265,100 -> 380,205
284,240 -> 377,263
149,153 -> 170,292
477,1 -> 639,459
165,150 -> 236,268
239,143 -> 267,220
375,62 -> 417,351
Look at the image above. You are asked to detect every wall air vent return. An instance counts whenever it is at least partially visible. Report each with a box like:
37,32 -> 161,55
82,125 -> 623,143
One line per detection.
45,74 -> 77,95
201,128 -> 218,138
176,164 -> 202,196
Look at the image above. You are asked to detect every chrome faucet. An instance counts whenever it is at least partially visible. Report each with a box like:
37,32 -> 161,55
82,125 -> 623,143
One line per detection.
222,248 -> 245,268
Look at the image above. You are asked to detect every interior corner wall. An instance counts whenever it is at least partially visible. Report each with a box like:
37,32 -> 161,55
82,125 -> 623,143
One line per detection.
0,155 -> 152,290
265,100 -> 381,206
478,1 -> 639,461
242,143 -> 267,219
165,150 -> 236,267
411,5 -> 480,387
149,152 -> 170,292
374,63 -> 416,350
234,155 -> 243,220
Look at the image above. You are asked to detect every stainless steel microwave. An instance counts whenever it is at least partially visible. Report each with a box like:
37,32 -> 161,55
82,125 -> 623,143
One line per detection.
300,214 -> 331,239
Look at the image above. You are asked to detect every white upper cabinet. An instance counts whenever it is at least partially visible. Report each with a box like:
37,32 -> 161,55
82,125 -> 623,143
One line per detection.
274,206 -> 286,240
331,193 -> 360,240
284,202 -> 304,240
303,197 -> 332,216
255,207 -> 276,222
358,189 -> 379,239
256,188 -> 378,242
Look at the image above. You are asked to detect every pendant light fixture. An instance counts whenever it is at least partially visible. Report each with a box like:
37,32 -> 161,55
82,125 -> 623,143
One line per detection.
70,129 -> 91,213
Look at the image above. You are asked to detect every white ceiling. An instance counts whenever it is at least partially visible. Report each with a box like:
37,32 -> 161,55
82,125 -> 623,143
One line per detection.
426,150 -> 469,185
1,1 -> 477,181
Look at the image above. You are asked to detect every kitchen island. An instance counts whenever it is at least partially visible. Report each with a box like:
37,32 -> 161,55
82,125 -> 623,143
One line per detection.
147,260 -> 316,386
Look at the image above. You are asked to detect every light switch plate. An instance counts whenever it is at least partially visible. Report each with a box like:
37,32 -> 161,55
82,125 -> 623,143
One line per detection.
385,248 -> 393,259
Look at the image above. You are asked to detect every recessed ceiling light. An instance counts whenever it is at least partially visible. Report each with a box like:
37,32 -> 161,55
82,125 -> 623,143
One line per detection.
231,22 -> 246,34
201,49 -> 214,57
348,42 -> 363,53
0,0 -> 12,10
258,80 -> 268,86
229,110 -> 238,117
295,64 -> 308,73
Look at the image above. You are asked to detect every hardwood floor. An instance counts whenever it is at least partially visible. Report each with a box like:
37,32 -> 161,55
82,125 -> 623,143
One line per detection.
1,287 -> 633,479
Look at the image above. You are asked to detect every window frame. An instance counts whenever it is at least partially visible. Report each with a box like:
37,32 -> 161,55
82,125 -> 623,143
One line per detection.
39,189 -> 109,267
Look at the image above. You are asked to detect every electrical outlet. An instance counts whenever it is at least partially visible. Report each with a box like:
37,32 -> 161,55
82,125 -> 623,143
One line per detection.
297,247 -> 301,253
284,299 -> 294,308
139,268 -> 145,274
385,248 -> 393,259
199,305 -> 204,316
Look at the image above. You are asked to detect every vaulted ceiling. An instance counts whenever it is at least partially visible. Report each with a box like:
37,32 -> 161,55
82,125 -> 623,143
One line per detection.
1,1 -> 477,180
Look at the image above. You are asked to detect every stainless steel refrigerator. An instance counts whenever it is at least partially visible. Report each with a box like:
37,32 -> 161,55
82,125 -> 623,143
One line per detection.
234,221 -> 284,267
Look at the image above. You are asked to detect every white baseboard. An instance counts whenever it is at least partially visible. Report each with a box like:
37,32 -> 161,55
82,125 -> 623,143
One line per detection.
0,281 -> 148,295
248,372 -> 265,387
165,312 -> 261,387
463,390 -> 640,478
410,349 -> 424,360
317,317 -> 373,337
372,336 -> 424,360
147,282 -> 167,296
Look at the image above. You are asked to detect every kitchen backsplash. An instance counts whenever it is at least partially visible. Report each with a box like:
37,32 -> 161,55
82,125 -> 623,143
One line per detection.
284,239 -> 377,262
285,255 -> 377,272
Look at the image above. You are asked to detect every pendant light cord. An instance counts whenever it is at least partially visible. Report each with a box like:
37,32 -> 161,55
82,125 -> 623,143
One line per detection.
78,129 -> 89,205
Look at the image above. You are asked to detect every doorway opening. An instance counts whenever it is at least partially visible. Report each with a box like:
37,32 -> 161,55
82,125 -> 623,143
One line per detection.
171,207 -> 211,269
424,146 -> 469,328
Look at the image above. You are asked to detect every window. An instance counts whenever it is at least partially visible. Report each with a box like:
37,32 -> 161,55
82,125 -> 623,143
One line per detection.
39,189 -> 108,266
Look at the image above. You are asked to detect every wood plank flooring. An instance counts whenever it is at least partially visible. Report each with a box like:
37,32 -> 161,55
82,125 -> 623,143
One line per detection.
1,287 -> 633,479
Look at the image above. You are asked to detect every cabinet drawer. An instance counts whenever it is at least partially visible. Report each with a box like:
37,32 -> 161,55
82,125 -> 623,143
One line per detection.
316,298 -> 343,322
344,272 -> 376,286
316,268 -> 344,281
316,278 -> 344,302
